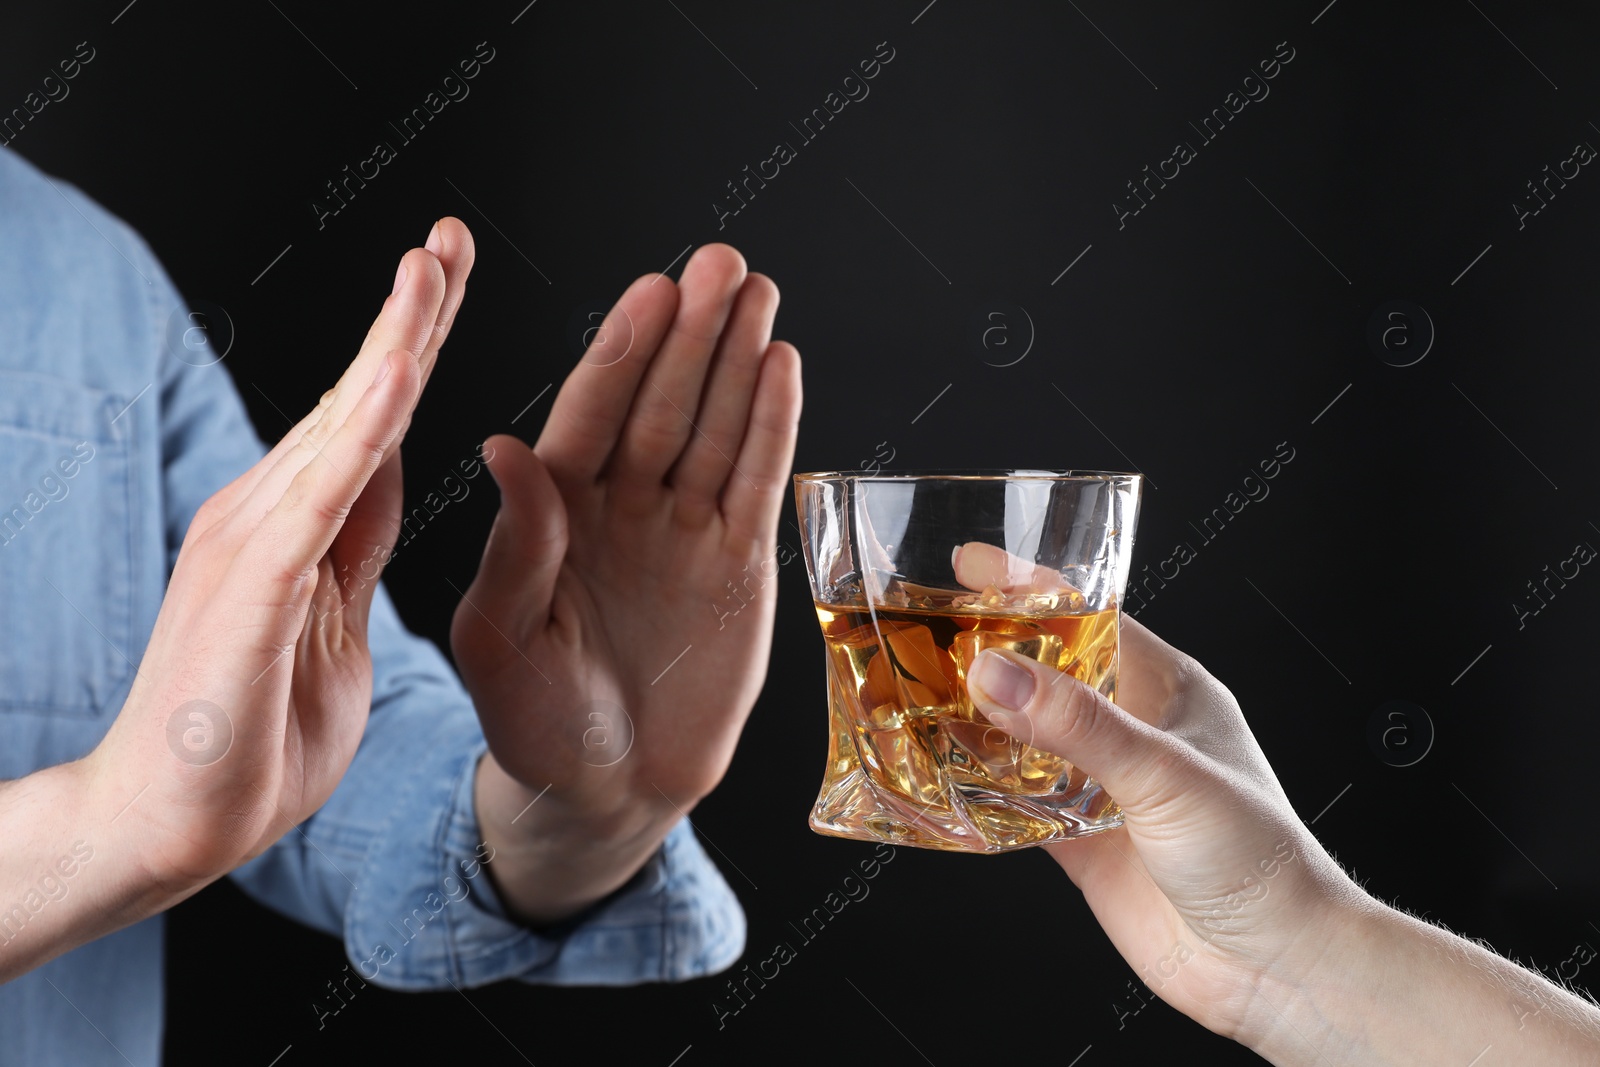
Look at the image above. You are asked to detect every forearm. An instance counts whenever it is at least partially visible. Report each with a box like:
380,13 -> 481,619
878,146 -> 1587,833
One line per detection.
474,753 -> 677,926
0,761 -> 189,983
1248,898 -> 1600,1065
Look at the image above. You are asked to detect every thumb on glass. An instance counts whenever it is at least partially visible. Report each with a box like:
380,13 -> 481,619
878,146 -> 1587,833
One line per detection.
967,649 -> 1202,815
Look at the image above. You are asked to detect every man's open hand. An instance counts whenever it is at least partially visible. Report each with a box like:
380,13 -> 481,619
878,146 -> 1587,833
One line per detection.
87,219 -> 473,895
451,244 -> 802,923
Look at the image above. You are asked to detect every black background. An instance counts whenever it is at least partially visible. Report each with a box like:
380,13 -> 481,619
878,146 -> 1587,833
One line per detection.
6,1 -> 1599,1063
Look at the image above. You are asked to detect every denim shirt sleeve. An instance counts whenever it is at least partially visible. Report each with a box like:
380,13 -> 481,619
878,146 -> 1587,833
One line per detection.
143,231 -> 745,988
234,586 -> 747,989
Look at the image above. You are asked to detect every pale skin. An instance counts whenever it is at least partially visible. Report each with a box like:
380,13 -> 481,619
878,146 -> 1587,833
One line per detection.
955,541 -> 1600,1064
0,219 -> 801,982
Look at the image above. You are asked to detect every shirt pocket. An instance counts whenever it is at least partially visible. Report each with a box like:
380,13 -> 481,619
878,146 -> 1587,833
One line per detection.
0,371 -> 138,719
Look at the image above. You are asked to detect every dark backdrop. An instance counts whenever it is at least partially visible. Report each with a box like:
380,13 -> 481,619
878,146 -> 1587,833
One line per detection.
5,1 -> 1598,1063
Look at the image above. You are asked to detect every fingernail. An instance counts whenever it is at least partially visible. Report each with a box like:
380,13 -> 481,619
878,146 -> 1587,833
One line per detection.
950,544 -> 963,571
425,221 -> 443,256
969,651 -> 1036,712
373,352 -> 393,385
392,260 -> 408,295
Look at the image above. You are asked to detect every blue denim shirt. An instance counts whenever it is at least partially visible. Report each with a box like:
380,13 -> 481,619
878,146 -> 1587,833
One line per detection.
0,147 -> 744,1065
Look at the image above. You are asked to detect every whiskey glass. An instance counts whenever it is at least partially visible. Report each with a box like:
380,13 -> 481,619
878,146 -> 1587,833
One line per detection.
794,470 -> 1142,853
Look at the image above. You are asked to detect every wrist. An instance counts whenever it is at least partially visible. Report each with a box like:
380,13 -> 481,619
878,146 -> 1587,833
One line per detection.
475,752 -> 679,852
74,748 -> 208,913
0,757 -> 195,983
473,753 -> 679,926
1240,889 -> 1391,1065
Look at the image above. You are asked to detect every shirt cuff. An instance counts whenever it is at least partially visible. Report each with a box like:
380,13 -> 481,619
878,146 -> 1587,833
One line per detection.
343,733 -> 746,990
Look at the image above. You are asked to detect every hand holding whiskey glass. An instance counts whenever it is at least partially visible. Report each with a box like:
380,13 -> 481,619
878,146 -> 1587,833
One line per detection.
955,609 -> 1600,1064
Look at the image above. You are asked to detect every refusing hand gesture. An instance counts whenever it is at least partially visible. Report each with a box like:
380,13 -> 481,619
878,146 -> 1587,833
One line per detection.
87,220 -> 472,901
451,244 -> 802,923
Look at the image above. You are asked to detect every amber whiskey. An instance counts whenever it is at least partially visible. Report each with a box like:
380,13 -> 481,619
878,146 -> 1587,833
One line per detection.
810,594 -> 1122,852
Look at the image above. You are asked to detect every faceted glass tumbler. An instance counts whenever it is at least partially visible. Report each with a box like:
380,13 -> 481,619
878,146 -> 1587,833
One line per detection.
794,470 -> 1143,853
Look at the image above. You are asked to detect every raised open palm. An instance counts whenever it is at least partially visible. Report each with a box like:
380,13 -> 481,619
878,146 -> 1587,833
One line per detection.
90,220 -> 474,892
451,244 -> 802,845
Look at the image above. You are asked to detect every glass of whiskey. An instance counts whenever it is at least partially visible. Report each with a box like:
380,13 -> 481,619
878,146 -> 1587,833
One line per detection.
794,470 -> 1143,853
